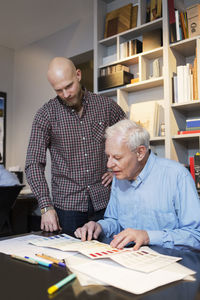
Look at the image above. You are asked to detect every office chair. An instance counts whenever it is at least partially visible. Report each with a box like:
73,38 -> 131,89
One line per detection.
0,185 -> 25,237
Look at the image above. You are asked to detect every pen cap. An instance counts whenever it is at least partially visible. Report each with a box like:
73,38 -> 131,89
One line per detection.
48,286 -> 58,295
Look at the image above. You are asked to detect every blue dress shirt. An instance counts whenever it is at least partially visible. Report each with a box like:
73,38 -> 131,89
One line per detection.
0,165 -> 20,186
98,152 -> 200,250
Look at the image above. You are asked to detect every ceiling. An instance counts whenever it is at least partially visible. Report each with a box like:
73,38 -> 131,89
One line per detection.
0,0 -> 92,50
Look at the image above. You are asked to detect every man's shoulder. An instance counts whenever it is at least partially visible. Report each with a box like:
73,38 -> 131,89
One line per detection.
86,91 -> 125,116
86,91 -> 113,104
154,154 -> 188,175
35,97 -> 60,116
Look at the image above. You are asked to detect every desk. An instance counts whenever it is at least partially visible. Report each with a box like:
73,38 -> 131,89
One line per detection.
0,232 -> 200,300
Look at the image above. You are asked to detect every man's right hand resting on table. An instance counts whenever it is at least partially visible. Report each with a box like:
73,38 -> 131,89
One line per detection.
74,221 -> 150,251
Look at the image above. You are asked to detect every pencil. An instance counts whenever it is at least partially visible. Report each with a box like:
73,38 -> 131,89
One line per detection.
35,253 -> 66,267
11,255 -> 38,265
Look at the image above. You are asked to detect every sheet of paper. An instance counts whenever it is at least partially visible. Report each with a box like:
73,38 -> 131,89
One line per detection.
28,234 -> 130,256
111,249 -> 181,273
0,234 -> 75,261
65,252 -> 195,295
28,234 -> 181,273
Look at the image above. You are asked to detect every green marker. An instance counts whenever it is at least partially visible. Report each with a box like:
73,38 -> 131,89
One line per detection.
47,273 -> 76,295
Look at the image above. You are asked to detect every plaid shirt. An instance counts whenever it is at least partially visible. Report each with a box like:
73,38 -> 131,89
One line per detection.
25,90 -> 126,211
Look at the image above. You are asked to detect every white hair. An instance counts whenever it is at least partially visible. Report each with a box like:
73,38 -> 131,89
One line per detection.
105,119 -> 150,151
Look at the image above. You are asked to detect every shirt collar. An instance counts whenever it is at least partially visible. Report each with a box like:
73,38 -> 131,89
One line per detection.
130,150 -> 156,187
57,87 -> 88,112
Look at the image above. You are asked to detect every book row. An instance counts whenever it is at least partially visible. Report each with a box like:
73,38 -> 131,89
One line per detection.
168,0 -> 200,43
172,53 -> 198,103
104,1 -> 162,39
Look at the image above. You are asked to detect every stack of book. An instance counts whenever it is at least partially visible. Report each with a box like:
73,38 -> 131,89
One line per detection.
172,55 -> 198,103
98,64 -> 133,91
130,100 -> 164,139
146,0 -> 162,23
178,118 -> 200,135
168,1 -> 200,43
120,39 -> 142,59
100,64 -> 130,77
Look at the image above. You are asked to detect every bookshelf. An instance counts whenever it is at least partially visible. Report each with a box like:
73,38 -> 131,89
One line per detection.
93,0 -> 200,166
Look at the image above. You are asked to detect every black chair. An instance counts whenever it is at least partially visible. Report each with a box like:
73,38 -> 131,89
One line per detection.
0,185 -> 25,236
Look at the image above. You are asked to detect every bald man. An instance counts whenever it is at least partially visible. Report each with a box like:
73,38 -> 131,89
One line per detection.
25,57 -> 126,235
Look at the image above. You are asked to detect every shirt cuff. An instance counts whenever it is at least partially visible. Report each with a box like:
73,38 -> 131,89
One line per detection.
97,220 -> 109,236
147,230 -> 164,246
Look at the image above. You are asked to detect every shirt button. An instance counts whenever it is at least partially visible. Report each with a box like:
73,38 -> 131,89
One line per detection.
71,109 -> 75,112
87,185 -> 90,189
86,170 -> 89,172
99,122 -> 102,125
83,137 -> 85,140
80,121 -> 83,124
85,153 -> 87,156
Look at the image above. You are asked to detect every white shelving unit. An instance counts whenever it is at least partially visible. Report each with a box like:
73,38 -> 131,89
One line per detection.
93,0 -> 200,165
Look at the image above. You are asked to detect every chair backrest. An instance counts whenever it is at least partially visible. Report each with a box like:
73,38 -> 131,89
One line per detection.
0,185 -> 25,235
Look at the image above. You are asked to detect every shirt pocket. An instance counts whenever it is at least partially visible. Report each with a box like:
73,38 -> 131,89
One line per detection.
92,121 -> 107,144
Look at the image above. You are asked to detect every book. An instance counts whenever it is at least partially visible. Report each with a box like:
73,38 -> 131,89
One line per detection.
152,58 -> 160,77
194,154 -> 200,191
131,5 -> 138,28
168,0 -> 176,43
106,17 -> 119,37
172,74 -> 178,103
143,28 -> 162,52
130,101 -> 159,138
177,65 -> 184,102
150,0 -> 157,21
189,156 -> 195,181
186,4 -> 200,38
104,4 -> 132,38
186,127 -> 200,131
146,0 -> 151,22
186,119 -> 200,128
177,130 -> 200,135
150,0 -> 162,21
129,39 -> 142,56
175,10 -> 182,41
193,55 -> 198,100
131,78 -> 139,84
180,12 -> 188,39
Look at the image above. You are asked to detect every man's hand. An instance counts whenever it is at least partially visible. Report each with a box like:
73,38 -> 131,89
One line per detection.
74,221 -> 102,241
102,171 -> 113,187
41,209 -> 62,232
110,228 -> 150,250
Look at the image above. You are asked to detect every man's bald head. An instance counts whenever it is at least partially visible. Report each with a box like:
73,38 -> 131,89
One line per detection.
47,57 -> 77,86
47,57 -> 82,110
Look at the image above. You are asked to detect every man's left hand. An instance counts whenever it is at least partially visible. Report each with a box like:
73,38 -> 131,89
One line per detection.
102,171 -> 113,186
110,228 -> 150,250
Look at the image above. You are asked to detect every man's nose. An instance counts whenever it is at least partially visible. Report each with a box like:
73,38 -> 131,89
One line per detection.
63,89 -> 69,98
107,157 -> 114,169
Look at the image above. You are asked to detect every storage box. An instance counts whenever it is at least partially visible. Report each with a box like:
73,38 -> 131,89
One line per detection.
187,4 -> 200,38
143,28 -> 162,52
98,71 -> 133,91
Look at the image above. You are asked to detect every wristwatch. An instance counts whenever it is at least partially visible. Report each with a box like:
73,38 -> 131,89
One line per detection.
41,206 -> 54,215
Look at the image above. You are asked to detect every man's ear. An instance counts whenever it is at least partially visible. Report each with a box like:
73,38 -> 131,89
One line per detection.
137,145 -> 147,161
76,69 -> 82,82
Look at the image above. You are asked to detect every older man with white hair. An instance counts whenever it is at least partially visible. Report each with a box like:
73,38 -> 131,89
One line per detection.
75,119 -> 200,251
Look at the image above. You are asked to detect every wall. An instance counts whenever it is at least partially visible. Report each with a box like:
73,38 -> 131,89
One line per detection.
10,2 -> 93,187
0,45 -> 14,166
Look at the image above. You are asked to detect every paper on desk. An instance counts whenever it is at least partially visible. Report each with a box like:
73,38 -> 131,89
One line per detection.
28,234 -> 181,273
65,254 -> 107,286
0,234 -> 75,261
65,252 -> 195,295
